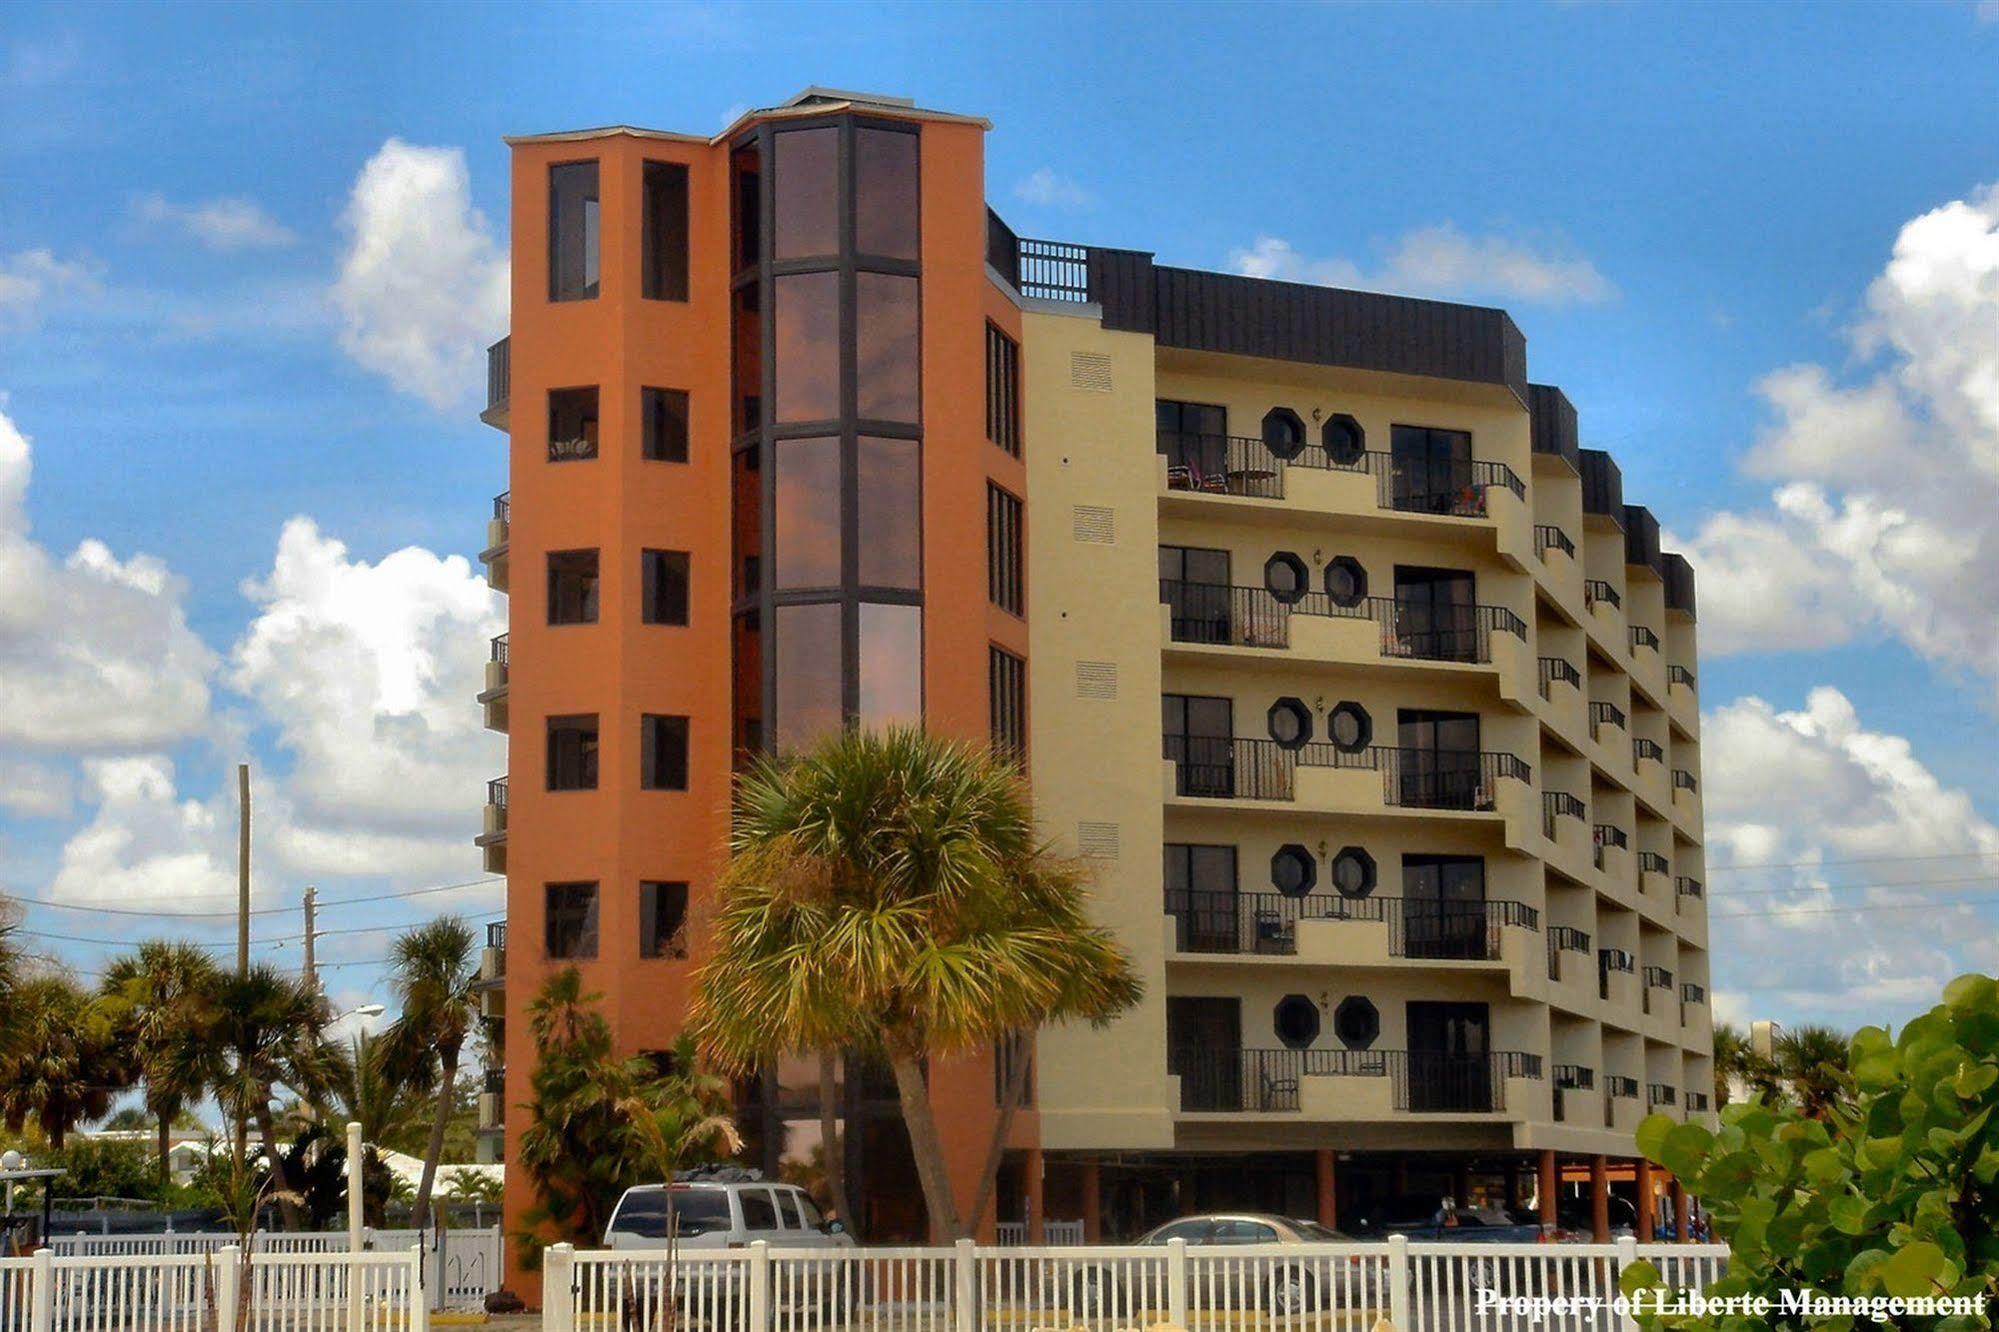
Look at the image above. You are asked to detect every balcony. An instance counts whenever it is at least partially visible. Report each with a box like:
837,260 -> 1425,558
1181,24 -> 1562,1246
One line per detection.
1647,1083 -> 1678,1112
1642,966 -> 1676,1017
475,776 -> 508,874
478,633 -> 510,733
1156,431 -> 1525,522
1163,736 -> 1530,813
1588,700 -> 1626,741
476,920 -> 507,992
1174,1047 -> 1542,1116
1603,1074 -> 1640,1129
1538,656 -> 1580,699
477,1066 -> 505,1131
1633,737 -> 1664,766
1630,624 -> 1660,653
1159,579 -> 1526,667
1583,579 -> 1621,612
1680,982 -> 1707,1024
1167,888 -> 1537,963
1685,1091 -> 1712,1114
1676,875 -> 1704,901
1551,1064 -> 1595,1124
1546,925 -> 1592,983
1541,791 -> 1585,838
1598,947 -> 1636,1001
1592,823 -> 1628,872
1668,664 -> 1697,694
481,492 -> 510,593
1534,524 -> 1575,561
1637,850 -> 1670,879
481,336 -> 509,430
1673,768 -> 1699,794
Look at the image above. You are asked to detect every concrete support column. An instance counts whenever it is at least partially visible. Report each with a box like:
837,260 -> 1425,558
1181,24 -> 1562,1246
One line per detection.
1025,1147 -> 1045,1244
1671,1179 -> 1690,1242
1537,1150 -> 1558,1231
1634,1158 -> 1655,1241
1315,1150 -> 1337,1228
1081,1160 -> 1102,1242
1590,1155 -> 1610,1242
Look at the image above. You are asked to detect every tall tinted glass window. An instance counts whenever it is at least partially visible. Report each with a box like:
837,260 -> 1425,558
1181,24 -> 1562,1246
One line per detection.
642,161 -> 689,301
856,272 -> 920,422
853,127 -> 919,260
774,272 -> 840,421
547,162 -> 600,302
546,715 -> 599,790
989,645 -> 1026,760
642,388 -> 689,462
547,550 -> 600,624
774,437 -> 840,588
642,550 -> 690,625
548,387 -> 599,462
773,127 -> 839,259
775,602 -> 842,754
544,882 -> 599,959
858,436 -> 920,588
640,714 -> 689,790
985,324 -> 1020,455
987,485 -> 1024,615
858,603 -> 921,728
640,881 -> 689,959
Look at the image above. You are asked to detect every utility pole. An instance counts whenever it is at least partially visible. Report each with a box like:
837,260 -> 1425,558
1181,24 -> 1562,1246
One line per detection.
303,885 -> 319,998
237,763 -> 251,976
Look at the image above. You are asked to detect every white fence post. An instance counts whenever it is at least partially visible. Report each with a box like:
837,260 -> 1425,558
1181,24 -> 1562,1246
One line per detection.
216,1244 -> 241,1332
410,1242 -> 431,1332
544,1243 -> 576,1332
1166,1236 -> 1188,1329
953,1238 -> 976,1332
28,1248 -> 52,1332
749,1240 -> 772,1332
1616,1236 -> 1640,1332
1387,1234 -> 1409,1331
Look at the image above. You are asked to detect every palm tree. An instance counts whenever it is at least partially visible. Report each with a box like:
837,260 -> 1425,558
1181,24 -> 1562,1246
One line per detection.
1710,1022 -> 1750,1107
380,917 -> 480,1230
300,1032 -> 430,1226
0,971 -> 126,1148
1777,1023 -> 1850,1118
690,727 -> 1142,1242
203,965 -> 336,1230
100,941 -> 223,1184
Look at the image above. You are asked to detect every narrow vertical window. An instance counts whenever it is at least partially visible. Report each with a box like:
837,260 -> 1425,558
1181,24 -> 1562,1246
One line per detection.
548,162 -> 600,302
641,714 -> 690,791
989,645 -> 1026,761
544,882 -> 599,958
546,715 -> 599,790
986,324 -> 1020,456
642,388 -> 689,462
548,387 -> 599,462
640,881 -> 689,959
546,550 -> 600,624
987,484 -> 1024,615
642,550 -> 690,626
641,161 -> 689,302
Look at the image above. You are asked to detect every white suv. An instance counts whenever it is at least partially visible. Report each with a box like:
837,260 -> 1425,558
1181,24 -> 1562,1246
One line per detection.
604,1181 -> 853,1251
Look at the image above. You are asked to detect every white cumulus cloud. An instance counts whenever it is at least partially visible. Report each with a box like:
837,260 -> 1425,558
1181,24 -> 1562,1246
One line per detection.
1013,168 -> 1094,211
135,193 -> 298,251
1230,225 -> 1615,306
1702,687 -> 1999,1028
330,139 -> 509,410
48,756 -> 240,906
1675,184 -> 1999,693
0,249 -> 99,332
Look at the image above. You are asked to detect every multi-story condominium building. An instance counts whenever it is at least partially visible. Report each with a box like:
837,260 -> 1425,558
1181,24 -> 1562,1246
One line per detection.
473,88 -> 1712,1287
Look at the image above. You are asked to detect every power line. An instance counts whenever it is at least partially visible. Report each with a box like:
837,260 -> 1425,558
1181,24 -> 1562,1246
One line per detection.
1706,849 -> 1999,874
1712,872 -> 1999,899
13,876 -> 504,919
15,908 -> 505,951
1714,894 -> 1999,921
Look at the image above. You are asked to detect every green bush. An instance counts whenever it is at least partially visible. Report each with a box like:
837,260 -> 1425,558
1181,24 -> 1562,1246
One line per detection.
1625,973 -> 1999,1328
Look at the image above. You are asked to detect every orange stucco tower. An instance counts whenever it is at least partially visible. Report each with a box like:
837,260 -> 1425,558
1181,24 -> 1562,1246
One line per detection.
475,89 -> 1031,1296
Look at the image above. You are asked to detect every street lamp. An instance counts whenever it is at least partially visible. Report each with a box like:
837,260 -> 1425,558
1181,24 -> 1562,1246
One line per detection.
338,1002 -> 387,1022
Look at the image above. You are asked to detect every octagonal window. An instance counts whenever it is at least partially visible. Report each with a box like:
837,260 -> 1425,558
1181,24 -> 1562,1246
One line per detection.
1334,996 -> 1380,1050
1264,551 -> 1309,605
1261,408 -> 1307,461
1322,413 -> 1365,465
1273,994 -> 1320,1050
1327,701 -> 1372,753
1331,846 -> 1376,898
1267,697 -> 1313,750
1324,556 -> 1368,609
1271,844 -> 1317,897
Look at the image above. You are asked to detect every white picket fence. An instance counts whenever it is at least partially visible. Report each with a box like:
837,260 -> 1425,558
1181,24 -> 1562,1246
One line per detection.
548,1236 -> 1729,1332
0,1244 -> 425,1331
47,1227 -> 504,1313
992,1220 -> 1087,1246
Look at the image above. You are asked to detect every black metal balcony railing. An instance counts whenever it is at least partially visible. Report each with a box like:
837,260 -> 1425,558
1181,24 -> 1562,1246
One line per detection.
1668,664 -> 1697,692
1172,1047 -> 1540,1114
1158,432 -> 1287,499
1542,790 -> 1586,828
1677,875 -> 1705,899
1584,579 -> 1622,611
1643,966 -> 1675,1014
1638,851 -> 1670,876
1686,1091 -> 1712,1113
485,337 -> 509,415
1158,580 -> 1525,663
492,492 -> 510,523
487,920 -> 507,950
1016,236 -> 1090,301
1159,581 -> 1295,647
1682,981 -> 1707,1005
1538,656 -> 1581,699
490,632 -> 509,667
1605,1074 -> 1640,1099
1589,700 -> 1627,737
1648,1083 -> 1678,1110
1599,946 -> 1635,1000
1631,624 -> 1660,652
1593,823 -> 1629,851
1163,734 -> 1295,801
1674,769 -> 1700,794
1546,924 -> 1591,980
1166,889 -> 1537,960
1552,1063 -> 1594,1123
1633,737 -> 1664,765
487,776 -> 508,809
1534,524 -> 1576,560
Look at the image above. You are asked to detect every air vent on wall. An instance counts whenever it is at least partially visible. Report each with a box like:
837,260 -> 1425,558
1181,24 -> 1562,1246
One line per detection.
1072,505 -> 1115,544
1077,822 -> 1121,859
1074,660 -> 1118,700
1069,351 -> 1113,393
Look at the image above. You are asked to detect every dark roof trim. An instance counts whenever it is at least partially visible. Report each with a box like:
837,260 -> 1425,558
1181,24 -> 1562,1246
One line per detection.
1529,384 -> 1579,469
1623,505 -> 1664,576
1580,449 -> 1624,528
1663,553 -> 1697,621
1082,249 -> 1528,402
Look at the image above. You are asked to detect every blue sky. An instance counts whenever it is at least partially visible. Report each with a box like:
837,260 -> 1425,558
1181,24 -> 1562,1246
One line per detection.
3,0 -> 1998,1042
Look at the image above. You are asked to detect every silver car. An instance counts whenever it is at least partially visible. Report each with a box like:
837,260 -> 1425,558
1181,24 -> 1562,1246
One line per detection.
1124,1213 -> 1382,1314
604,1181 -> 853,1250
